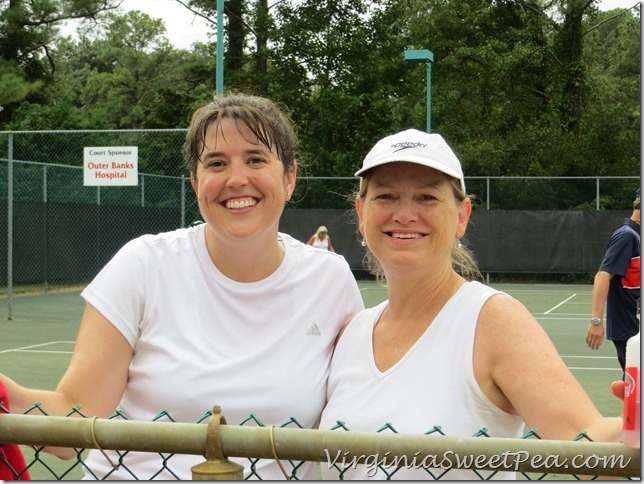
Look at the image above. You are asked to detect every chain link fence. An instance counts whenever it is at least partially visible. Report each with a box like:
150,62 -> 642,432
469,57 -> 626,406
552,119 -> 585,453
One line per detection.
0,407 -> 639,480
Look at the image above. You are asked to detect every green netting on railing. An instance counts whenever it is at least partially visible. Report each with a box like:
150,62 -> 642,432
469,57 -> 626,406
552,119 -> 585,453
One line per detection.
0,403 -> 639,480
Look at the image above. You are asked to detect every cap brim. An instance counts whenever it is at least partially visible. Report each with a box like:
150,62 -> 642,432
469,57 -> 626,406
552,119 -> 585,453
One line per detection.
355,156 -> 465,192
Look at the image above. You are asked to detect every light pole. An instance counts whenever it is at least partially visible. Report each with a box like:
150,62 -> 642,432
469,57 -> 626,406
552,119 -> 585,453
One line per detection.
216,0 -> 225,94
404,49 -> 434,133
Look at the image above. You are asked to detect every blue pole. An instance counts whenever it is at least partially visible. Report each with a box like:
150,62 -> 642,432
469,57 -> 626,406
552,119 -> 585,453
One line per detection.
216,0 -> 224,94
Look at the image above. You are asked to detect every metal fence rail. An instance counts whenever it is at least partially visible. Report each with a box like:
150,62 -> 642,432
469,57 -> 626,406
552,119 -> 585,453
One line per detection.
0,408 -> 639,480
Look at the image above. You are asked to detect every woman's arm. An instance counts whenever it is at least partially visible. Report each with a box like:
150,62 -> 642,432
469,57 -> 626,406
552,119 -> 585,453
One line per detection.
306,235 -> 316,245
327,237 -> 335,252
474,294 -> 621,442
0,304 -> 133,459
1,303 -> 132,418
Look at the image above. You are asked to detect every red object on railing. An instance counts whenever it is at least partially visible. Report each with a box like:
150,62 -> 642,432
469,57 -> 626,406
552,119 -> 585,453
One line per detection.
0,381 -> 31,480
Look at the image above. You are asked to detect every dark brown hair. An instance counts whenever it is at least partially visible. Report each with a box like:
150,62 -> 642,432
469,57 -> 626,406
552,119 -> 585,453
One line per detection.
183,92 -> 298,177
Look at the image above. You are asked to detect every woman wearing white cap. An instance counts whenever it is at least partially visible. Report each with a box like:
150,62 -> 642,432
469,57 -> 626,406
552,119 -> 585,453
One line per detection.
319,129 -> 624,480
307,225 -> 336,252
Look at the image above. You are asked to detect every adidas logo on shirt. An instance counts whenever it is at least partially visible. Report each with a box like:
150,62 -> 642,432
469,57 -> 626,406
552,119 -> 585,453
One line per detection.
306,323 -> 321,336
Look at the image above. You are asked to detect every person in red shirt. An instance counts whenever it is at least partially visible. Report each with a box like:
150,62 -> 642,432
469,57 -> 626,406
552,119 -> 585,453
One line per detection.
0,380 -> 31,480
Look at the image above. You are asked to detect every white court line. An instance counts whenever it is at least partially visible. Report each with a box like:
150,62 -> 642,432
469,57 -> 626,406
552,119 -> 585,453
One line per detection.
561,355 -> 616,359
562,355 -> 621,370
544,294 -> 576,314
500,290 -> 592,295
0,341 -> 74,355
568,367 -> 621,371
534,315 -> 589,320
536,313 -> 596,317
14,350 -> 73,354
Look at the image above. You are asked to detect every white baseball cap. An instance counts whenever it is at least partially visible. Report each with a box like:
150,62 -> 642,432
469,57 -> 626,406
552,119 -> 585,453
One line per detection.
355,129 -> 466,192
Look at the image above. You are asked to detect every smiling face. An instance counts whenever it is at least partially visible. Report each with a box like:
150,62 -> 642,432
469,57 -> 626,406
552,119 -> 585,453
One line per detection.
356,162 -> 471,278
191,117 -> 296,245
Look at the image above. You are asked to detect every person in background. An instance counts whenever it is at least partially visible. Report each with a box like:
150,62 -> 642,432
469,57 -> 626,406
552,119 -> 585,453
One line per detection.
319,129 -> 623,480
0,92 -> 364,480
307,225 -> 336,252
586,188 -> 641,375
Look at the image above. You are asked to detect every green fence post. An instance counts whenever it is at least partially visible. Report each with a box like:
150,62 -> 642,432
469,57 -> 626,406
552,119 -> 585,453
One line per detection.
216,0 -> 225,94
6,132 -> 12,320
404,49 -> 434,133
191,406 -> 244,480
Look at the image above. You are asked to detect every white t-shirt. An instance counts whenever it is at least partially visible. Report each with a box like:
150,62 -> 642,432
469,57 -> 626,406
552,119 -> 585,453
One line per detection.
319,281 -> 525,480
81,225 -> 364,480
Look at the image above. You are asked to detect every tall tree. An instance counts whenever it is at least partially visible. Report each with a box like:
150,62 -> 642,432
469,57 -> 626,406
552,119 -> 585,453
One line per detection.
544,0 -> 592,135
268,0 -> 407,177
2,0 -> 639,183
577,5 -> 641,177
0,0 -> 119,121
174,0 -> 277,93
8,11 -> 213,134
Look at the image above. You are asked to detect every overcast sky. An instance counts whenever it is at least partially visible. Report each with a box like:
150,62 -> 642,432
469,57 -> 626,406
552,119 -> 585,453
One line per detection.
97,0 -> 643,50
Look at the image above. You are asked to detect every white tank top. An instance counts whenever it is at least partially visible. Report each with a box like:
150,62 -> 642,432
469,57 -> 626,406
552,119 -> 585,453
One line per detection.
320,281 -> 525,480
312,237 -> 329,250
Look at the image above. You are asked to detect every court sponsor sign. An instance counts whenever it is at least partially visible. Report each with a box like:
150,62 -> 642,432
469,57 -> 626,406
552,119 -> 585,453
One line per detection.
84,147 -> 138,186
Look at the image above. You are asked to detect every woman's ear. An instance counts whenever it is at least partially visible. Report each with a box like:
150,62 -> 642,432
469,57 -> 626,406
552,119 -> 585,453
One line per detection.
190,172 -> 198,196
456,197 -> 472,239
285,162 -> 297,200
356,196 -> 365,238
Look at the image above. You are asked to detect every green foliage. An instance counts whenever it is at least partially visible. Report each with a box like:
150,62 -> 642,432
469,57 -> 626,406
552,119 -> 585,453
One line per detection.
0,0 -> 639,183
0,60 -> 43,105
0,0 -> 121,122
